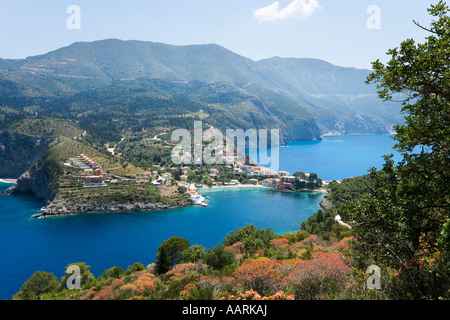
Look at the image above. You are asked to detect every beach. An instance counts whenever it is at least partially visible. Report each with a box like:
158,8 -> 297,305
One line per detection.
201,184 -> 266,190
0,179 -> 17,184
199,183 -> 328,194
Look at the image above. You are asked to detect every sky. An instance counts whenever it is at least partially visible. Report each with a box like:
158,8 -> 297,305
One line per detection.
0,0 -> 437,69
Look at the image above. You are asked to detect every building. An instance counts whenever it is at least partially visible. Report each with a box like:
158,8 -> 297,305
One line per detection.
79,154 -> 100,169
210,168 -> 219,175
239,165 -> 253,174
83,168 -> 94,176
277,171 -> 290,177
284,176 -> 297,183
277,182 -> 294,190
248,178 -> 259,185
262,178 -> 280,189
262,179 -> 272,187
84,175 -> 104,185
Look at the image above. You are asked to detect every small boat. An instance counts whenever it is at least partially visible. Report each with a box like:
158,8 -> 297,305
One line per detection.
190,194 -> 208,206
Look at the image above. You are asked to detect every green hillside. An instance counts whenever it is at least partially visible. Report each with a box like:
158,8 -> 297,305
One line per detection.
0,39 -> 402,138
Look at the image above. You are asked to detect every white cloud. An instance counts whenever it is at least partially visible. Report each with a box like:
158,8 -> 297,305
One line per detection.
253,0 -> 322,22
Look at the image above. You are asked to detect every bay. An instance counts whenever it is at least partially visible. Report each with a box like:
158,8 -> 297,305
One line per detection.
0,182 -> 323,299
0,133 -> 397,299
248,134 -> 400,180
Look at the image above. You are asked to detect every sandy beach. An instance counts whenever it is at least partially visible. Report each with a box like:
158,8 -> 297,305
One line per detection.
200,184 -> 266,190
0,179 -> 17,184
199,184 -> 328,194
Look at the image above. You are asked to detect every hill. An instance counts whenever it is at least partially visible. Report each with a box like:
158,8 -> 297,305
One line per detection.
0,39 -> 402,141
2,130 -> 190,213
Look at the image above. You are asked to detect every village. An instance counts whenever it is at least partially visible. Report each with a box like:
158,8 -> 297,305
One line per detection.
65,151 -> 324,208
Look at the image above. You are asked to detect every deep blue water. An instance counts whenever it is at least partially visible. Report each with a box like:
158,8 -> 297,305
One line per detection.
0,134 -> 397,299
0,183 -> 323,299
249,134 -> 400,181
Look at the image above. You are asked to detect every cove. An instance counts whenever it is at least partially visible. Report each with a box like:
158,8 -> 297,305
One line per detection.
0,134 -> 398,299
248,134 -> 400,180
0,182 -> 324,299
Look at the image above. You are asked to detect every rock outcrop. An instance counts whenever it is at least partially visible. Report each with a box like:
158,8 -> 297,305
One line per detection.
319,199 -> 333,211
36,200 -> 192,218
0,132 -> 60,202
0,131 -> 52,178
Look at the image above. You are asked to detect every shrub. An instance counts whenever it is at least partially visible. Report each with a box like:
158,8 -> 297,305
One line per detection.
13,271 -> 60,300
284,252 -> 351,299
234,258 -> 283,296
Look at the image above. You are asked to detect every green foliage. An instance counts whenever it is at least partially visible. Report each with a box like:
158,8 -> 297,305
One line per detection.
293,171 -> 306,179
242,237 -> 266,256
138,159 -> 149,169
344,1 -> 450,299
308,173 -> 318,182
300,209 -> 336,235
182,244 -> 207,263
223,223 -> 277,249
126,262 -> 146,275
13,271 -> 60,300
326,176 -> 371,207
60,263 -> 97,290
284,230 -> 311,244
291,276 -> 343,300
155,236 -> 190,274
204,243 -> 235,270
101,266 -> 125,280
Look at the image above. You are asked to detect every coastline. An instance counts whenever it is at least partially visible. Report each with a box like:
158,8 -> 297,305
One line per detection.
0,178 -> 17,184
200,183 -> 328,194
201,184 -> 266,190
35,200 -> 193,218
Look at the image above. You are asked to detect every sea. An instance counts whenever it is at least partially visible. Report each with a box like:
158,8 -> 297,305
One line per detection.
248,134 -> 400,181
0,134 -> 398,299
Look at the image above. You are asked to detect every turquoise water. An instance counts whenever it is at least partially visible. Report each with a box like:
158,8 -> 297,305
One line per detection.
0,134 -> 397,299
249,134 -> 400,180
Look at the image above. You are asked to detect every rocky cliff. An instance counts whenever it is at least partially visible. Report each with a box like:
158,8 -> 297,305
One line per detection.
0,131 -> 52,178
0,131 -> 59,202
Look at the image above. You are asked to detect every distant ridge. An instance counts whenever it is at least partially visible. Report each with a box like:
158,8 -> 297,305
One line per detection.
0,39 -> 403,137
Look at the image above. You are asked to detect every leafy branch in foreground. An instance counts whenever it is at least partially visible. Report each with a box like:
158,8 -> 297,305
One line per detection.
344,1 -> 450,299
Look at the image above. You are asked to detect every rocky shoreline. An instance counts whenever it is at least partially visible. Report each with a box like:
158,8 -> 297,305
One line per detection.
319,199 -> 332,211
34,200 -> 193,218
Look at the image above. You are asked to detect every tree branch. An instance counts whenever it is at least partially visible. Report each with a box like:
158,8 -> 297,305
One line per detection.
413,20 -> 437,34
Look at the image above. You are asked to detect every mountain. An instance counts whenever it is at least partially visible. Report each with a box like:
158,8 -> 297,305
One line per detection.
0,39 -> 402,141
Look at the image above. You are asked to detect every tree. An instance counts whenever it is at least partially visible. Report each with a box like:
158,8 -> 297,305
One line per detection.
14,271 -> 60,300
223,224 -> 277,248
173,169 -> 181,181
308,173 -> 318,182
101,266 -> 125,279
204,243 -> 235,270
126,262 -> 146,275
182,244 -> 207,263
155,236 -> 190,274
293,171 -> 306,179
138,159 -> 149,170
60,262 -> 97,290
342,1 -> 450,299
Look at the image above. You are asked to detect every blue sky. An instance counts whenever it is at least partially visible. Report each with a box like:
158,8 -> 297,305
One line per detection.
0,0 -> 437,69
